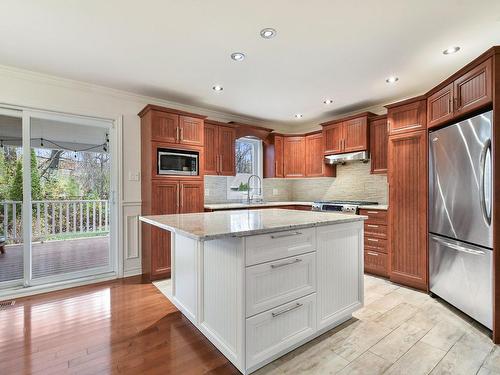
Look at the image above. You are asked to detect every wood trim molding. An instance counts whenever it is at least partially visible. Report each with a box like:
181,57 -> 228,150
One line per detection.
320,111 -> 378,127
138,104 -> 207,119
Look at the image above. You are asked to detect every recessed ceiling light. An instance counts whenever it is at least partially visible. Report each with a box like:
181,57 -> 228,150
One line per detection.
294,114 -> 303,119
323,99 -> 333,105
260,28 -> 277,39
443,46 -> 460,55
231,52 -> 245,61
212,85 -> 223,91
385,76 -> 399,84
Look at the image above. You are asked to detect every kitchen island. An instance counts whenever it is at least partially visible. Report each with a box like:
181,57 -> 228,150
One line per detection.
140,209 -> 366,374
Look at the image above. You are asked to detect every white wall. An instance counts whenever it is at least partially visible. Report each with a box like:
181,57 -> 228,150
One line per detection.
0,65 -> 283,276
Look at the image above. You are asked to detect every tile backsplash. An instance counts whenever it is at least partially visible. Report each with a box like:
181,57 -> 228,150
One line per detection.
204,161 -> 388,205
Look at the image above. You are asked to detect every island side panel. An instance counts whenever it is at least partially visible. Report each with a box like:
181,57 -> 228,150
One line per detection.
316,222 -> 364,331
198,237 -> 245,372
171,232 -> 199,325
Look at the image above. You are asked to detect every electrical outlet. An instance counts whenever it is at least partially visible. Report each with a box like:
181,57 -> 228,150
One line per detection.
205,188 -> 210,196
272,188 -> 279,196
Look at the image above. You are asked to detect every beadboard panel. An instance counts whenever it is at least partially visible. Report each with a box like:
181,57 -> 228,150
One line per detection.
172,234 -> 198,324
199,237 -> 245,370
246,252 -> 316,317
316,223 -> 364,330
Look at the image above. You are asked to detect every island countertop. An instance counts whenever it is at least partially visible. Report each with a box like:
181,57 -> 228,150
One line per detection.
140,208 -> 367,241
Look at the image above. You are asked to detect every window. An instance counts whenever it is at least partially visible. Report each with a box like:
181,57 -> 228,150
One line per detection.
227,137 -> 263,200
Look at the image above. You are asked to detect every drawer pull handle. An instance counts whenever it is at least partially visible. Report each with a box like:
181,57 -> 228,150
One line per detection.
367,251 -> 379,256
271,258 -> 302,268
367,211 -> 379,214
367,224 -> 379,228
272,303 -> 303,318
270,231 -> 302,239
367,238 -> 379,242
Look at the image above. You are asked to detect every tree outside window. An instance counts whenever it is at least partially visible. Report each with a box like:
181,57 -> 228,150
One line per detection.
227,137 -> 263,199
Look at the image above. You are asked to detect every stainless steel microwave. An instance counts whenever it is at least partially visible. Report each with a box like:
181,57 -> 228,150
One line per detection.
157,148 -> 199,176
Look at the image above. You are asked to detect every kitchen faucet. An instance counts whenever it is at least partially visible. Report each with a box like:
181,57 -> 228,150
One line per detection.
246,174 -> 262,203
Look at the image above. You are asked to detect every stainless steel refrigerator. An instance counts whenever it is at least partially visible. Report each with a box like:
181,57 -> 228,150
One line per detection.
429,110 -> 493,329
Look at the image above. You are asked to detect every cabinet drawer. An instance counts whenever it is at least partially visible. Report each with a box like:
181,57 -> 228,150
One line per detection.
245,228 -> 316,266
364,250 -> 388,277
246,253 -> 316,317
246,293 -> 316,369
365,237 -> 387,253
364,223 -> 387,239
359,209 -> 387,224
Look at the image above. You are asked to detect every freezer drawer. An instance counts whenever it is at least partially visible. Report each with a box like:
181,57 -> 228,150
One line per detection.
429,234 -> 492,329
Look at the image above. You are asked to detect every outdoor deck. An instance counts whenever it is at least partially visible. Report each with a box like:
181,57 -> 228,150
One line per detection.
0,236 -> 109,282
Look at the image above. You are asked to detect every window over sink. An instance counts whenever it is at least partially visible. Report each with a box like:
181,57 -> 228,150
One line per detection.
227,137 -> 263,200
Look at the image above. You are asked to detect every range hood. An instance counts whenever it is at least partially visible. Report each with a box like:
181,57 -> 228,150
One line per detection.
324,151 -> 370,165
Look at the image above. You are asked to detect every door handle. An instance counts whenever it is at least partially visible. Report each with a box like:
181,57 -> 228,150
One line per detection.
219,154 -> 223,174
216,154 -> 219,174
180,185 -> 184,211
431,235 -> 486,256
479,138 -> 492,226
367,238 -> 379,242
270,231 -> 302,239
367,251 -> 379,256
367,224 -> 379,228
271,303 -> 303,318
270,258 -> 302,269
176,127 -> 180,142
180,127 -> 183,141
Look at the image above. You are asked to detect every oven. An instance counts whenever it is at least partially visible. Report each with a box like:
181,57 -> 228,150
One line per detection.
157,148 -> 199,176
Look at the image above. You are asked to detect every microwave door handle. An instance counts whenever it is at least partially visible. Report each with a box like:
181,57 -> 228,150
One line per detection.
479,138 -> 492,226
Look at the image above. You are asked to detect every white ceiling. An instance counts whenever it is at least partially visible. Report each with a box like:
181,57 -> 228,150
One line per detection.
0,0 -> 499,128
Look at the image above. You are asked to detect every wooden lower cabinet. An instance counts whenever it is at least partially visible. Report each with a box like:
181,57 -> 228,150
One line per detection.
360,208 -> 388,277
388,130 -> 428,290
142,179 -> 203,281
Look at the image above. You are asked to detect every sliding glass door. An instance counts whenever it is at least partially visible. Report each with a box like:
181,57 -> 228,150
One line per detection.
0,106 -> 117,290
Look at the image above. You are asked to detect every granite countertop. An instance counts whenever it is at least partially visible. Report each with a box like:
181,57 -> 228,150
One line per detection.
358,205 -> 389,210
140,208 -> 367,241
204,201 -> 314,210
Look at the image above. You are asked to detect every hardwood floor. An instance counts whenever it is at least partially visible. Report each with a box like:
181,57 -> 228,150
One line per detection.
0,276 -> 239,374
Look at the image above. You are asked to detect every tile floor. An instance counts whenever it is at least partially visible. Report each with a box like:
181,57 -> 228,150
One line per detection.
154,275 -> 500,375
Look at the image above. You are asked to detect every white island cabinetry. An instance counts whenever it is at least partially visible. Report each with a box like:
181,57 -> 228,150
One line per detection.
140,209 -> 365,374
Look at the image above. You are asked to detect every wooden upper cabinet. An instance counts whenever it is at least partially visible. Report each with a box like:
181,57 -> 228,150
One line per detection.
427,83 -> 454,129
343,117 -> 368,152
454,57 -> 492,117
369,116 -> 388,174
305,133 -> 324,177
151,111 -> 179,143
180,181 -> 204,213
387,98 -> 427,135
218,126 -> 236,176
283,136 -> 306,177
204,122 -> 236,176
323,123 -> 344,154
388,130 -> 428,291
204,123 -> 218,175
179,116 -> 204,146
274,135 -> 284,178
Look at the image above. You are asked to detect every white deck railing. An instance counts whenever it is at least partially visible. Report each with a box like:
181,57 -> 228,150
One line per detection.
1,199 -> 109,243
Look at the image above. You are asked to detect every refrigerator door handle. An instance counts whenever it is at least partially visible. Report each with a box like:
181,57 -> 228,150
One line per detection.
479,138 -> 492,226
430,235 -> 486,256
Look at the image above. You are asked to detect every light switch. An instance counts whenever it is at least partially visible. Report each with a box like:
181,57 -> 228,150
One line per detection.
128,171 -> 140,181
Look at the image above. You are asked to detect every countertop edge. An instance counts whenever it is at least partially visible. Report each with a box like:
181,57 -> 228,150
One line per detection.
140,214 -> 367,241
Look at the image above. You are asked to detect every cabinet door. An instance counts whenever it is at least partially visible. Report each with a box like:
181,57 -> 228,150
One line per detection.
323,123 -> 344,154
179,116 -> 204,146
388,130 -> 427,290
151,111 -> 179,143
427,83 -> 454,129
283,136 -> 306,177
152,181 -> 179,215
316,223 -> 363,330
369,117 -> 388,174
180,181 -> 204,213
387,99 -> 426,135
305,133 -> 325,177
343,117 -> 368,152
274,136 -> 284,178
204,123 -> 218,175
454,58 -> 492,117
218,126 -> 236,176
